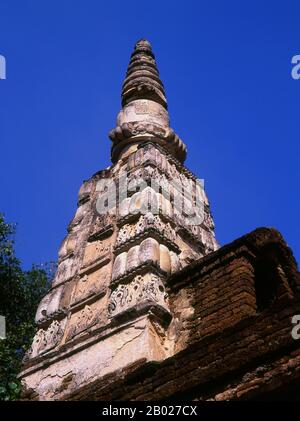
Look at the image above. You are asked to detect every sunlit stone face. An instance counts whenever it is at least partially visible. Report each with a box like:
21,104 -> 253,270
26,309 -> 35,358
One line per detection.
117,99 -> 169,128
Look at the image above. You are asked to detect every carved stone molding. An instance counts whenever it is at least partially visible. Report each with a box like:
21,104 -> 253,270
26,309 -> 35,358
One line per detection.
110,122 -> 186,163
88,214 -> 115,242
115,212 -> 178,253
65,304 -> 101,341
132,142 -> 195,180
112,237 -> 177,282
71,266 -> 109,309
108,273 -> 169,318
24,319 -> 66,361
82,238 -> 112,269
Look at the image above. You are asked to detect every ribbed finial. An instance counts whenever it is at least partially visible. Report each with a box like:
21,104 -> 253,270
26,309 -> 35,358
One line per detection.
109,40 -> 187,163
134,39 -> 152,51
122,39 -> 167,109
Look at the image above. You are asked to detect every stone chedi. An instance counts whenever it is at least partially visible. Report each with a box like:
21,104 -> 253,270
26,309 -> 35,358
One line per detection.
19,40 -> 218,400
20,41 -> 300,401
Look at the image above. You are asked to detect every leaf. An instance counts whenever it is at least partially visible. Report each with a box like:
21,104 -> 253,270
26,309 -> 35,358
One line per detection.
0,213 -> 54,400
8,382 -> 18,391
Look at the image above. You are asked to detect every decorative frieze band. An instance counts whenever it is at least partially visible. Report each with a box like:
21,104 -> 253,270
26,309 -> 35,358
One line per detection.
108,272 -> 169,319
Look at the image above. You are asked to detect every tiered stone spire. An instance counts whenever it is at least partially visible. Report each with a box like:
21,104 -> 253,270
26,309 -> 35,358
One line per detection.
122,39 -> 167,109
19,40 -> 218,400
109,39 -> 187,163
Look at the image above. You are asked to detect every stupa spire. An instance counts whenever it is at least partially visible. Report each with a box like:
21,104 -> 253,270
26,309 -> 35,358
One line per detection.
122,39 -> 167,109
109,39 -> 187,163
19,40 -> 220,401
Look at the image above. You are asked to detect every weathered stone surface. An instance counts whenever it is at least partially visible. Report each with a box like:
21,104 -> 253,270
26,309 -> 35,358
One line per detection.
70,264 -> 109,307
139,238 -> 160,266
24,318 -> 67,361
108,272 -> 169,318
112,252 -> 127,280
65,301 -> 105,342
21,315 -> 171,401
159,244 -> 171,274
126,245 -> 140,272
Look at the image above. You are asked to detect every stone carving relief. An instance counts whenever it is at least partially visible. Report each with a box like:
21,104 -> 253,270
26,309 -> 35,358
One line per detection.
35,286 -> 64,326
125,144 -> 211,210
117,187 -> 169,222
115,212 -> 176,249
112,237 -> 171,281
66,303 -> 102,341
52,255 -> 77,287
74,275 -> 91,301
126,144 -> 191,185
71,265 -> 110,306
117,167 -> 210,250
24,319 -> 66,360
82,238 -> 111,268
115,223 -> 136,247
108,273 -> 168,317
110,121 -> 187,163
137,212 -> 176,241
89,213 -> 115,240
126,164 -> 194,210
133,99 -> 169,121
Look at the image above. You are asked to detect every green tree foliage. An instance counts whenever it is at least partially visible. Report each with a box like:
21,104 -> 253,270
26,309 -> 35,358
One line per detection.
0,214 -> 54,400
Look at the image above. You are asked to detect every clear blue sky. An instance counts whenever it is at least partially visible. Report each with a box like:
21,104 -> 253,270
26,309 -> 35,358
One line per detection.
1,0 -> 299,269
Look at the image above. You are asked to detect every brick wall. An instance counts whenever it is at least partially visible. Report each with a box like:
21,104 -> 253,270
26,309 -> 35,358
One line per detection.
54,228 -> 300,400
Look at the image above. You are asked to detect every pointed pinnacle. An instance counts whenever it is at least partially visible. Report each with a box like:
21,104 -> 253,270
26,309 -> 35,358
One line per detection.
121,39 -> 167,109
